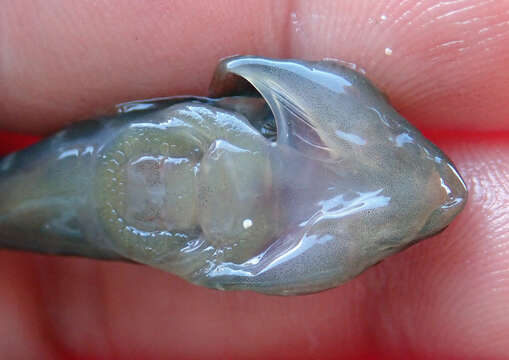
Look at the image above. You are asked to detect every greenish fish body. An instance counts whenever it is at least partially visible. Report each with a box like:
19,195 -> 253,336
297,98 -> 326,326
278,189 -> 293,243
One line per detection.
0,57 -> 467,295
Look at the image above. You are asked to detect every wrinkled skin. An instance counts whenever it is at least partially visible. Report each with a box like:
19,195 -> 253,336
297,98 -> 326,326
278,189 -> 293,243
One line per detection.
1,1 -> 509,359
0,56 -> 466,295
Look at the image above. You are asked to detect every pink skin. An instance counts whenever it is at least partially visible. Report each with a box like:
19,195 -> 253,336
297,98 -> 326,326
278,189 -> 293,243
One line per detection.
1,1 -> 508,359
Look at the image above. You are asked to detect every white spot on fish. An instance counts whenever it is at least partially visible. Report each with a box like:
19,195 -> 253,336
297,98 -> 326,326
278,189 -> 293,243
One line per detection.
242,219 -> 253,229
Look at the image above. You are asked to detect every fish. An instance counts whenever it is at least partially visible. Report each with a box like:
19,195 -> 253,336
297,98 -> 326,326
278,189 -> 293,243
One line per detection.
0,56 -> 467,295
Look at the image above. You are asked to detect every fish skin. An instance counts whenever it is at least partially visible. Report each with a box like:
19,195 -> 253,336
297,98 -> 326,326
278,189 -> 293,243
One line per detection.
0,57 -> 467,295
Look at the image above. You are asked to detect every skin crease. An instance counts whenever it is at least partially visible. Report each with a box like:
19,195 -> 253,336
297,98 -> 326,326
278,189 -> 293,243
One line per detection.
0,0 -> 509,358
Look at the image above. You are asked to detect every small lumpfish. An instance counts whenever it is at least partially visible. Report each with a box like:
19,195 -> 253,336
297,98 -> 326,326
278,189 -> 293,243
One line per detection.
0,56 -> 467,295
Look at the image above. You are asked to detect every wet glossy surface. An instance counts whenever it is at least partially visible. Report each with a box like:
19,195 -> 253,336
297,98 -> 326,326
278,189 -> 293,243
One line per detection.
0,56 -> 467,295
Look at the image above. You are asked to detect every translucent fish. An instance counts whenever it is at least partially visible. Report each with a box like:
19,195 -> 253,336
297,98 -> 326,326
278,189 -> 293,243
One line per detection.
0,56 -> 467,295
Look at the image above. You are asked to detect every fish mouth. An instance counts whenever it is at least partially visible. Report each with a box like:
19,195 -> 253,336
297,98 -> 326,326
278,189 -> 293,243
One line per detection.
414,159 -> 468,241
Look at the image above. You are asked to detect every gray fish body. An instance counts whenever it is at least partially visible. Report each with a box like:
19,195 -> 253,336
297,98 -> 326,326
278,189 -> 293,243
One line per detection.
0,57 -> 467,295
0,116 -> 129,260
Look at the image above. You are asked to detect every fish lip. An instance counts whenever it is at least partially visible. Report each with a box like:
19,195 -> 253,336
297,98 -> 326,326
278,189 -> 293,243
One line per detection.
443,161 -> 469,212
415,160 -> 468,240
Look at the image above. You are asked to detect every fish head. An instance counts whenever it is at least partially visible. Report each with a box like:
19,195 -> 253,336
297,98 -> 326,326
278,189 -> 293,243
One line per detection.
200,56 -> 467,294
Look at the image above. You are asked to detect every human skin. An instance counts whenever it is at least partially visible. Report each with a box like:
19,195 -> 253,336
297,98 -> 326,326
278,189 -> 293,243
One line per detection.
1,0 -> 508,359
